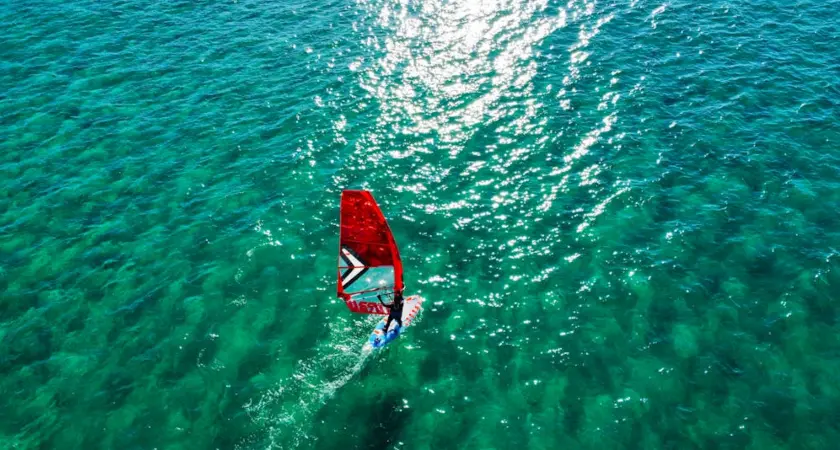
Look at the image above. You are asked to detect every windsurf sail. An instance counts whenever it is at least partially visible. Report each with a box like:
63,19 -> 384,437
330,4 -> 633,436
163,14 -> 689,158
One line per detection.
338,190 -> 404,315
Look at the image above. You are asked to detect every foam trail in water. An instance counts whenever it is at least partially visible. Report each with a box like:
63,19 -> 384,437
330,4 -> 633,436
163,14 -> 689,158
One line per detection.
239,318 -> 378,449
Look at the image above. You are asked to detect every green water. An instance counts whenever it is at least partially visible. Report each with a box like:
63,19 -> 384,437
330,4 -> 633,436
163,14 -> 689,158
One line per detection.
2,0 -> 839,448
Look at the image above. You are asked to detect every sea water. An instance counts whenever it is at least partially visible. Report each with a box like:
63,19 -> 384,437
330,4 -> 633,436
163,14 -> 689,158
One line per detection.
1,0 -> 839,448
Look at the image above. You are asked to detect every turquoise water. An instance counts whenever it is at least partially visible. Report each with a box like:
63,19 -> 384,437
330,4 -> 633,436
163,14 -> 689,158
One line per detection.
2,0 -> 839,448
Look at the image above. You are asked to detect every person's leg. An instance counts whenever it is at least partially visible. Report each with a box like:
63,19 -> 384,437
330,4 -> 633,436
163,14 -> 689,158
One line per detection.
384,316 -> 393,333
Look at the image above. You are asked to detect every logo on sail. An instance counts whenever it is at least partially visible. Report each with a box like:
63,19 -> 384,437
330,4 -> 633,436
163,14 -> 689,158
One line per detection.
339,246 -> 367,288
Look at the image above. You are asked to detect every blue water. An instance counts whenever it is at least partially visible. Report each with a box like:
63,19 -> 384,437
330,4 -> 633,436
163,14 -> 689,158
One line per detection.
2,0 -> 839,448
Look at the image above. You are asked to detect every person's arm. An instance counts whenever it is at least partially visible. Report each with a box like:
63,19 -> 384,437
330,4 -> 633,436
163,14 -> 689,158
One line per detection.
378,294 -> 387,306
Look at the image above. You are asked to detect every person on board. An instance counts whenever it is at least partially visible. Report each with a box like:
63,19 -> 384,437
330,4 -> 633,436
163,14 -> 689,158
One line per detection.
378,289 -> 405,334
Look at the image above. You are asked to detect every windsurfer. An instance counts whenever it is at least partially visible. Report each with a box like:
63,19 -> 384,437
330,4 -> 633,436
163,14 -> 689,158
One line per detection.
379,290 -> 405,333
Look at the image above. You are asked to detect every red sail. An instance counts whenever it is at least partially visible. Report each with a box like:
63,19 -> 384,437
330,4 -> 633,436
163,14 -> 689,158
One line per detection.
337,190 -> 404,315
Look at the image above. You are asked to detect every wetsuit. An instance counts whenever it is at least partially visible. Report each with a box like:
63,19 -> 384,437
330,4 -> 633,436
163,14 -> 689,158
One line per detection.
379,292 -> 405,333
